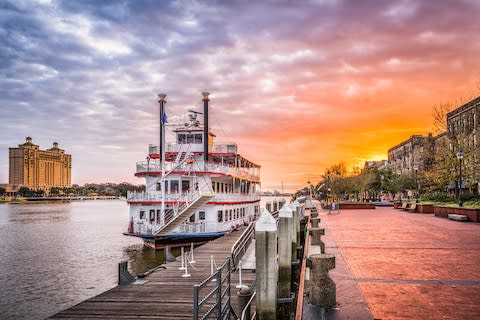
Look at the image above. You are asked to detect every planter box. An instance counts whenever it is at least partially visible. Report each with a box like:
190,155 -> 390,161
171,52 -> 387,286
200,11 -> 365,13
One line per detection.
417,204 -> 434,214
339,203 -> 376,210
393,201 -> 402,209
434,206 -> 480,222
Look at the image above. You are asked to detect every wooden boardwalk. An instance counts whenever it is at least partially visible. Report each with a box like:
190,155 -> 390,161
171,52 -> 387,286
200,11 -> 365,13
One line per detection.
51,229 -> 256,319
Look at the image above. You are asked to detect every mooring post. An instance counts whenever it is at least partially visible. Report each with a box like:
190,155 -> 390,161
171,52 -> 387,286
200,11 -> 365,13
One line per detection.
310,217 -> 320,228
256,208 -> 277,320
307,254 -> 336,307
164,246 -> 176,262
118,261 -> 135,285
310,227 -> 326,254
266,201 -> 272,213
238,285 -> 253,320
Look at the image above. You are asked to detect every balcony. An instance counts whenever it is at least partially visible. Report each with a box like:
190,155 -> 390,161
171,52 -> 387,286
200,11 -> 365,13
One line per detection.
148,143 -> 238,155
135,161 -> 260,182
127,190 -> 260,203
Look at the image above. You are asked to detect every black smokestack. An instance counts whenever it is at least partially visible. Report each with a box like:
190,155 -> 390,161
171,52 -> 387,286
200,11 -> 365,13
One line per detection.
202,92 -> 210,164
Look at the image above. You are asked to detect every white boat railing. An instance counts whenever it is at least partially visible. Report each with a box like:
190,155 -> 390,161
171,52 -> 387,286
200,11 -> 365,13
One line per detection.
149,143 -> 238,155
127,191 -> 260,203
136,161 -> 260,181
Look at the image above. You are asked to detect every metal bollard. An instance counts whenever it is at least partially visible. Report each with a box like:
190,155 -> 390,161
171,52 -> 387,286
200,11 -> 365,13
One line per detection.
238,285 -> 253,320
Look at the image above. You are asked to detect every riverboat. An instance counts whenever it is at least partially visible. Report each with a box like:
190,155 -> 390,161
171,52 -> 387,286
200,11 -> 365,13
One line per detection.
124,93 -> 261,249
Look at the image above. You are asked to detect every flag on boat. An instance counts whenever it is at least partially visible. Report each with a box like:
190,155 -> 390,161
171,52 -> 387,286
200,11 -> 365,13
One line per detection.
161,112 -> 167,124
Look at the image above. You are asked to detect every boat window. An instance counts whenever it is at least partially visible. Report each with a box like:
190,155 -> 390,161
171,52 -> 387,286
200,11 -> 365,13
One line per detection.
156,182 -> 161,191
170,180 -> 179,193
189,214 -> 195,223
212,182 -> 215,192
139,210 -> 145,220
199,211 -> 205,220
229,210 -> 232,221
236,208 -> 240,219
182,180 -> 190,192
186,134 -> 194,144
194,134 -> 202,144
217,210 -> 223,222
178,134 -> 186,144
149,210 -> 155,222
156,210 -> 161,221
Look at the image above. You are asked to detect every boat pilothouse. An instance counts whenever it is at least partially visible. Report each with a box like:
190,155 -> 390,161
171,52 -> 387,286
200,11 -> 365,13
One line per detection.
125,92 -> 261,249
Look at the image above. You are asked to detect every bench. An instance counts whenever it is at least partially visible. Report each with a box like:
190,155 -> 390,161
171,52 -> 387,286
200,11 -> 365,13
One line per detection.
448,214 -> 467,221
400,202 -> 408,210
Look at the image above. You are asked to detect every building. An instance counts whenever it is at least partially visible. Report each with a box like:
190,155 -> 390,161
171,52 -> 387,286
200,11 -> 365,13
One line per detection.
9,137 -> 72,192
387,133 -> 442,175
447,96 -> 479,149
363,160 -> 388,171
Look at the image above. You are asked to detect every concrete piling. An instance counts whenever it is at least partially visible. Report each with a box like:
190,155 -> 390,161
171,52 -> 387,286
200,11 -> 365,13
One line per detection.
256,208 -> 278,320
307,254 -> 336,307
278,204 -> 293,297
310,227 -> 325,253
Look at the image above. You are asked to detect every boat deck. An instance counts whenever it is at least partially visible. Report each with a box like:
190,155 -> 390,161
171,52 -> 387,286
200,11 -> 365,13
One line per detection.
51,228 -> 256,319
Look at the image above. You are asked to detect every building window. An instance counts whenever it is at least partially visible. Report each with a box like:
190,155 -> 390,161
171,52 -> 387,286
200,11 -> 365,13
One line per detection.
217,210 -> 223,222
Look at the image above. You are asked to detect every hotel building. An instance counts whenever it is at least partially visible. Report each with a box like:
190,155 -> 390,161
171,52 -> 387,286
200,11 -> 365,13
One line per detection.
9,137 -> 72,191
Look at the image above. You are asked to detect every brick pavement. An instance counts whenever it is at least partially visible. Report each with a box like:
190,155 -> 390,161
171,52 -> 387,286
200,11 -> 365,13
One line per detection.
320,207 -> 480,320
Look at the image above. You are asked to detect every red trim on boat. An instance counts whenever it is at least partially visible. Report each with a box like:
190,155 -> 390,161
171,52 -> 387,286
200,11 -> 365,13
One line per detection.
128,199 -> 261,205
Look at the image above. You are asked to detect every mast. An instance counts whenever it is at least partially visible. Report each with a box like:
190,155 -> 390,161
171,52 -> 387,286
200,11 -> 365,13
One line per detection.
158,93 -> 167,226
202,92 -> 210,170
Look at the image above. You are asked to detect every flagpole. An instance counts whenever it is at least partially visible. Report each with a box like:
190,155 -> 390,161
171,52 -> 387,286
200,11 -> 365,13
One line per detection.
158,94 -> 167,226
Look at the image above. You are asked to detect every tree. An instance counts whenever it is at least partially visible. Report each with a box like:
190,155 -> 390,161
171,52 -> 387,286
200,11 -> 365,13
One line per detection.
17,187 -> 33,197
49,187 -> 61,195
0,186 -> 5,196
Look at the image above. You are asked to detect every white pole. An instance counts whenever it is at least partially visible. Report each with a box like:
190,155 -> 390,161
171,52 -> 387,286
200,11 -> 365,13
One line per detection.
190,242 -> 196,263
211,255 -> 216,282
179,247 -> 185,270
236,260 -> 243,288
182,256 -> 191,278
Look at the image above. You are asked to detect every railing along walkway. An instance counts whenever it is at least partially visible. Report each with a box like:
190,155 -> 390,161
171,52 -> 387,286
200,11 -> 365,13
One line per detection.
51,228 -> 255,320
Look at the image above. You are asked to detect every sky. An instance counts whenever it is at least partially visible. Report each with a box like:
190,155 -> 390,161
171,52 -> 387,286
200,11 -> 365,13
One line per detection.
1,0 -> 479,192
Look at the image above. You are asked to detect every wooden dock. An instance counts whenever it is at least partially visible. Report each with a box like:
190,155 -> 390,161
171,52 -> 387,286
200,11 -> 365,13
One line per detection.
51,228 -> 256,319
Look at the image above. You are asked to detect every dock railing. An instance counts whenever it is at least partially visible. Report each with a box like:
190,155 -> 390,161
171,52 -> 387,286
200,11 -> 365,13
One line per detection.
295,213 -> 311,319
230,221 -> 255,269
193,257 -> 235,320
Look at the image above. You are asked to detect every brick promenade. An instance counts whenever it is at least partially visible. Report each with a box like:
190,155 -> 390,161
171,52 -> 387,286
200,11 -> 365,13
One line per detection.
320,207 -> 480,320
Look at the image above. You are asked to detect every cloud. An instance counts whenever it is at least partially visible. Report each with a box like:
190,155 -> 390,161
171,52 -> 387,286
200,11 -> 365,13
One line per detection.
0,0 -> 479,191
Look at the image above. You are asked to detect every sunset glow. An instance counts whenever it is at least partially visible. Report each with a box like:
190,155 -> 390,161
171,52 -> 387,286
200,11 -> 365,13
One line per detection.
1,0 -> 479,191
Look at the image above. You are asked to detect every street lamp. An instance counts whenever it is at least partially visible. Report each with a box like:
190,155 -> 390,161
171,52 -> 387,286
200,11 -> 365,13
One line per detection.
380,175 -> 384,201
413,165 -> 419,203
456,150 -> 464,207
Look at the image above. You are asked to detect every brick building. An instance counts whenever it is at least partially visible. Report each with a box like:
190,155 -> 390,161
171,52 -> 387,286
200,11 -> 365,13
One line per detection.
9,137 -> 72,192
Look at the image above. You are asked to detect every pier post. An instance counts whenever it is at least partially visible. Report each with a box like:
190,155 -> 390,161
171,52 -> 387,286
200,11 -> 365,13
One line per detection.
237,286 -> 253,320
266,201 -> 272,213
256,208 -> 278,320
310,228 -> 325,254
164,246 -> 176,262
307,254 -> 336,307
278,204 -> 293,297
118,261 -> 135,285
310,217 -> 320,228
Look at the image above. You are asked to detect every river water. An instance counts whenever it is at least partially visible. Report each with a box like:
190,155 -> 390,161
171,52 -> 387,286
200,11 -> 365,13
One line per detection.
0,197 -> 287,319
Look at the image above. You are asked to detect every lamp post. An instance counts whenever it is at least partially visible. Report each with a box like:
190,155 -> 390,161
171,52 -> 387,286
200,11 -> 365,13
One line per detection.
380,175 -> 384,201
456,150 -> 464,207
413,166 -> 419,203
